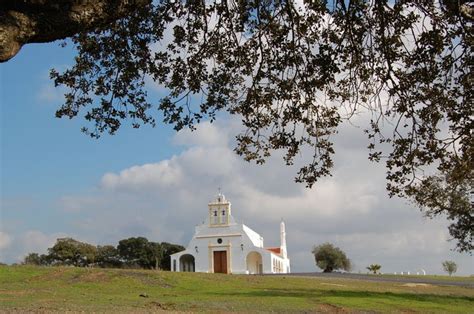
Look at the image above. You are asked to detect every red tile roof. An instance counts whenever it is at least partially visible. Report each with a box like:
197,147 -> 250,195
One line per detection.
266,247 -> 281,255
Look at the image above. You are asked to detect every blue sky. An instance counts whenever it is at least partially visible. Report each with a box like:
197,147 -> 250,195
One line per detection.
1,40 -> 473,275
1,41 -> 178,250
1,41 -> 183,204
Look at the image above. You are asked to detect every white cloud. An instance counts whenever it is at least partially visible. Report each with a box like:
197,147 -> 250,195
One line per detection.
36,67 -> 70,105
101,159 -> 184,191
20,231 -> 64,256
0,231 -> 12,250
3,119 -> 470,274
58,195 -> 105,213
0,230 -> 67,263
37,83 -> 66,103
40,118 -> 473,275
173,121 -> 230,147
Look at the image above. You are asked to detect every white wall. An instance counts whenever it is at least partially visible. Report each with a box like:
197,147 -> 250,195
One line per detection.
171,222 -> 290,274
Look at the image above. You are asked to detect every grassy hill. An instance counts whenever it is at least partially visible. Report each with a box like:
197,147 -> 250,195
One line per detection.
0,265 -> 473,313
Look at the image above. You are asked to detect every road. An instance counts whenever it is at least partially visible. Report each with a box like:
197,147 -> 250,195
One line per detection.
265,272 -> 474,288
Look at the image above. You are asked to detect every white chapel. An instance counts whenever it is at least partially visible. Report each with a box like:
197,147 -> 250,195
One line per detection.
170,193 -> 290,274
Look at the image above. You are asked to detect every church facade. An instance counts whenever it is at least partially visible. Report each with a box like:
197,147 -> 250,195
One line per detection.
170,193 -> 290,274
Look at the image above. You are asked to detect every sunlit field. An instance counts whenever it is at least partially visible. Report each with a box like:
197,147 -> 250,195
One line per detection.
1,266 -> 473,313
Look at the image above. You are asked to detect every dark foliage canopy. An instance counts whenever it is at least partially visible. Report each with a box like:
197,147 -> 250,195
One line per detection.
159,242 -> 186,270
23,252 -> 50,266
117,236 -> 162,269
24,237 -> 184,270
442,260 -> 457,275
47,238 -> 98,267
366,263 -> 382,274
3,0 -> 472,251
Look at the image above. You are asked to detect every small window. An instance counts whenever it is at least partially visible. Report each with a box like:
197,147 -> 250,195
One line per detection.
213,210 -> 217,216
217,238 -> 223,244
222,210 -> 226,215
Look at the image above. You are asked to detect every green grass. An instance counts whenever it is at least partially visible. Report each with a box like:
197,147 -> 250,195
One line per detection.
0,266 -> 473,313
376,273 -> 474,282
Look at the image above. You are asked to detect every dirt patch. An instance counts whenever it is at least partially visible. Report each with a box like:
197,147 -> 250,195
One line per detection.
316,303 -> 351,313
29,267 -> 67,283
402,283 -> 432,287
73,270 -> 110,283
317,303 -> 379,314
0,290 -> 29,296
122,270 -> 158,283
320,283 -> 346,287
245,276 -> 262,283
121,270 -> 173,288
146,300 -> 176,311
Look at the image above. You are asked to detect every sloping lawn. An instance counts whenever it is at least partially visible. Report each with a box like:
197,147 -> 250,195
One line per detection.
1,266 -> 473,312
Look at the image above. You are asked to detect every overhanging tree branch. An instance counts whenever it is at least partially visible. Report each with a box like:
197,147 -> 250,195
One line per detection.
0,0 -> 150,62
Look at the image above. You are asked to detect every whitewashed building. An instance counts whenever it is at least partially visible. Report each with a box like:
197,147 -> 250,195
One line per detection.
170,193 -> 290,274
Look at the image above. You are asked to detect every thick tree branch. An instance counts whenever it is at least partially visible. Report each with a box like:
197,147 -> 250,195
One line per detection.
0,0 -> 150,62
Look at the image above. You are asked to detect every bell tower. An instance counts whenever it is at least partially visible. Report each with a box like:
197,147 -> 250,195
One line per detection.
208,191 -> 231,226
280,219 -> 287,259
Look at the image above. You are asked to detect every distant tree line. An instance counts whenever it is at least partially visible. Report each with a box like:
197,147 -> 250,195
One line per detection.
23,237 -> 184,270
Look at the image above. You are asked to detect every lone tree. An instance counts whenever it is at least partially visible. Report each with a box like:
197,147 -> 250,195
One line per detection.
366,264 -> 382,274
442,260 -> 458,276
1,1 -> 472,252
312,243 -> 351,273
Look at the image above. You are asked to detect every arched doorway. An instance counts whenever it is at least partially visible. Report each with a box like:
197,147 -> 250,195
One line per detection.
246,251 -> 263,274
179,254 -> 195,272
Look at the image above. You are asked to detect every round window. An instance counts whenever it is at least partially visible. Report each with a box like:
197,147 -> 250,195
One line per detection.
217,238 -> 223,244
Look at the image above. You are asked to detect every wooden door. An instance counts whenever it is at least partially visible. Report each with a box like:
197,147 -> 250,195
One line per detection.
213,251 -> 227,274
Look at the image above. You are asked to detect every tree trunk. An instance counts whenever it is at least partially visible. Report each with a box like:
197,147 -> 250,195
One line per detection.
0,0 -> 150,62
323,267 -> 333,273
